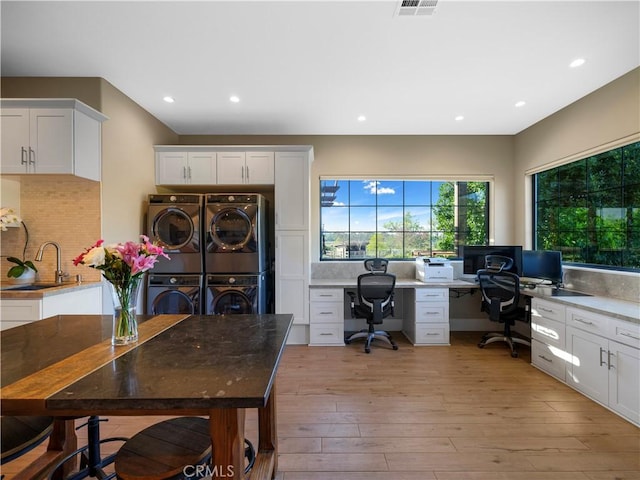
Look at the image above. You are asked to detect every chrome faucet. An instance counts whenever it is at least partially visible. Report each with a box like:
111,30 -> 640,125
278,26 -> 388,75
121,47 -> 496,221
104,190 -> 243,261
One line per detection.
35,241 -> 66,284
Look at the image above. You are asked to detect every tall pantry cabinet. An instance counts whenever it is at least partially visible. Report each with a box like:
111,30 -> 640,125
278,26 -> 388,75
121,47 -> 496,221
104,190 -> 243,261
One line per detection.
274,149 -> 312,344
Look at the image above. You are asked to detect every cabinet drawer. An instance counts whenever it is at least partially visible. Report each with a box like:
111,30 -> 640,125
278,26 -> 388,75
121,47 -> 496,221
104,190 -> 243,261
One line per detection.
531,339 -> 566,381
309,324 -> 345,345
415,288 -> 448,302
310,302 -> 343,323
310,288 -> 343,302
414,324 -> 450,344
531,298 -> 565,323
609,318 -> 640,349
566,307 -> 608,336
415,303 -> 448,323
531,315 -> 565,349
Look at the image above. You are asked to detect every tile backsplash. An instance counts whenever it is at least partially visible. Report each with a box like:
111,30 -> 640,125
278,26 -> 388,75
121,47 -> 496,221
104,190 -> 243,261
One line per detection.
0,175 -> 102,283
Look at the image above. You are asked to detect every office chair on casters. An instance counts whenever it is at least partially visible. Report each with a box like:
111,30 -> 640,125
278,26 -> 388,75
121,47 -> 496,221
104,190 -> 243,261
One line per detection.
477,255 -> 530,358
345,258 -> 399,354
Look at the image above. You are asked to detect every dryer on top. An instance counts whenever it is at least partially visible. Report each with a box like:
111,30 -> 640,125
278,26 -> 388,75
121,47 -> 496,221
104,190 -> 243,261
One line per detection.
146,194 -> 203,273
204,193 -> 269,274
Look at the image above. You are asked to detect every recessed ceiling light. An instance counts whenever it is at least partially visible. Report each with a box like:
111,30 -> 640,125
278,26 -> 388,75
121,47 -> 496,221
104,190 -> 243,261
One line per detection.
515,100 -> 526,108
163,96 -> 175,103
229,95 -> 240,103
455,115 -> 464,121
357,115 -> 366,122
569,58 -> 586,68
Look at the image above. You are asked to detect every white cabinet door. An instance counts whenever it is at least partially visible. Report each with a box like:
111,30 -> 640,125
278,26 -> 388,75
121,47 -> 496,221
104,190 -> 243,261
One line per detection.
30,108 -> 73,174
0,108 -> 30,173
275,231 -> 308,325
156,151 -> 188,184
217,152 -> 246,184
608,339 -> 640,425
187,151 -> 217,184
245,152 -> 274,184
0,299 -> 43,330
566,325 -> 609,405
275,151 -> 309,230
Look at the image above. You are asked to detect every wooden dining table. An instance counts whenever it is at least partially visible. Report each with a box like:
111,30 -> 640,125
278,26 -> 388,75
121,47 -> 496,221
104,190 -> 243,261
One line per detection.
1,313 -> 293,480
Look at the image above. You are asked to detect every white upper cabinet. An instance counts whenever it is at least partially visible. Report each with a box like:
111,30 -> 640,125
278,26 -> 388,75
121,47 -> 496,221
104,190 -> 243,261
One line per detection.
217,151 -> 274,185
0,99 -> 107,181
156,151 -> 217,185
274,151 -> 310,230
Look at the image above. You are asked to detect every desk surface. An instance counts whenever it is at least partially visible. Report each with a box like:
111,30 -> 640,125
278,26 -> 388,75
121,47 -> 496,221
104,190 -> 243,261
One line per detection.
310,277 -> 639,324
1,313 -> 294,415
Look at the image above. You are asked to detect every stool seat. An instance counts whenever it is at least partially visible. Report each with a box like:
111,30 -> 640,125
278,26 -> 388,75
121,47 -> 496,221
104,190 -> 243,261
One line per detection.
115,417 -> 211,480
1,416 -> 54,464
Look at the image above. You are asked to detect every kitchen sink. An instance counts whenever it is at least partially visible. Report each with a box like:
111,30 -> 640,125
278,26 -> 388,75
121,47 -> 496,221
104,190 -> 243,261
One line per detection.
1,284 -> 60,291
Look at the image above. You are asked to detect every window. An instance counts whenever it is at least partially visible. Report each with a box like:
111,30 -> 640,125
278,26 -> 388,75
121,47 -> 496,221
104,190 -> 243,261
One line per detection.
320,179 -> 489,260
533,141 -> 640,269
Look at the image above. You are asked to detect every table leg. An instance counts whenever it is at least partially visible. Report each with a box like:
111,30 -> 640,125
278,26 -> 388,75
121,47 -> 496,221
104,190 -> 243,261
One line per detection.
259,382 -> 278,477
209,408 -> 246,480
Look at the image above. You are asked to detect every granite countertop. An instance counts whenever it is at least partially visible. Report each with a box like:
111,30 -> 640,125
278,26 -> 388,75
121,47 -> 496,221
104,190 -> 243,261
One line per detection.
0,281 -> 102,299
309,277 -> 639,324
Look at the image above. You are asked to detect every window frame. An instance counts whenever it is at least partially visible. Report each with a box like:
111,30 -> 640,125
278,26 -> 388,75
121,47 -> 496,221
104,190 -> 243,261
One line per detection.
319,176 -> 493,261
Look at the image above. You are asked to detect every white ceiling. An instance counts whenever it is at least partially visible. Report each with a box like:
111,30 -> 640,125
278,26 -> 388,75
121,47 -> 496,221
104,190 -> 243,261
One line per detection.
1,1 -> 639,135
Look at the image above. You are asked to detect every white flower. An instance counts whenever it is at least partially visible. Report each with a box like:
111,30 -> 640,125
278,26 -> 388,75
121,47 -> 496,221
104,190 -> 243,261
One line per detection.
82,246 -> 106,267
0,208 -> 21,231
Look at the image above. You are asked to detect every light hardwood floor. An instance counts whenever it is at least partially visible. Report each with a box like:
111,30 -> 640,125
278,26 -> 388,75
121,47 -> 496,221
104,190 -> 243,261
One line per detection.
2,332 -> 639,480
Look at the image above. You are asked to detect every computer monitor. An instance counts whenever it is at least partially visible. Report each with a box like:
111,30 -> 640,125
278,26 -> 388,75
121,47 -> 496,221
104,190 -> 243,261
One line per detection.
462,245 -> 523,276
522,250 -> 563,287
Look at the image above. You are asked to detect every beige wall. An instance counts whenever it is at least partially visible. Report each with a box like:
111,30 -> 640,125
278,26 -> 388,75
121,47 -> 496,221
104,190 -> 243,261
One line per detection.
513,67 -> 640,247
180,134 -> 515,261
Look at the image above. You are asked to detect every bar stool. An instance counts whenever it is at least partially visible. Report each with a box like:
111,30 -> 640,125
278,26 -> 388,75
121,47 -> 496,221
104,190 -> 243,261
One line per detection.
1,416 -> 54,465
114,417 -> 255,480
47,416 -> 129,480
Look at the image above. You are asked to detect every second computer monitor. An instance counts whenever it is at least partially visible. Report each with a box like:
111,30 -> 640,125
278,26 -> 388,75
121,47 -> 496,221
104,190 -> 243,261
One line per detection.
522,250 -> 563,286
462,245 -> 523,276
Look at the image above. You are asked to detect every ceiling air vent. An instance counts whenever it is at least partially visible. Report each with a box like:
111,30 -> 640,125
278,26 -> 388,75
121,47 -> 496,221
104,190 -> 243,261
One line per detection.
396,0 -> 438,16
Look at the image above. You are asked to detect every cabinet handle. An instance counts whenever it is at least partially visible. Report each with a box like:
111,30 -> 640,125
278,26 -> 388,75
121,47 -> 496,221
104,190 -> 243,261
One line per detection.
246,166 -> 250,181
21,147 -> 28,165
319,312 -> 333,315
28,147 -> 35,165
537,354 -> 553,363
620,331 -> 640,341
539,307 -> 554,313
242,165 -> 245,181
425,312 -> 439,315
188,166 -> 192,179
426,333 -> 439,336
183,166 -> 187,179
608,351 -> 615,370
599,347 -> 607,367
574,317 -> 594,326
319,333 -> 333,336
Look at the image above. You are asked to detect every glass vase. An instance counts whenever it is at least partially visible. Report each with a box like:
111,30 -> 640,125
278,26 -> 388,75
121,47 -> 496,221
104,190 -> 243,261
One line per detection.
109,277 -> 142,346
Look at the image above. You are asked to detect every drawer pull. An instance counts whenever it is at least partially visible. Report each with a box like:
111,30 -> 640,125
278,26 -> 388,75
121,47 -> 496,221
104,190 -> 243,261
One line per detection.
319,311 -> 333,315
538,354 -> 553,363
608,351 -> 615,370
425,312 -> 439,315
319,333 -> 334,336
620,331 -> 640,341
426,333 -> 439,336
539,307 -> 554,313
318,294 -> 333,297
574,317 -> 594,326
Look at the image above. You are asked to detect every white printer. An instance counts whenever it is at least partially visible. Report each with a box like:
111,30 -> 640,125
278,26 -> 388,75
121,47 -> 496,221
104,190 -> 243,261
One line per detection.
415,257 -> 454,282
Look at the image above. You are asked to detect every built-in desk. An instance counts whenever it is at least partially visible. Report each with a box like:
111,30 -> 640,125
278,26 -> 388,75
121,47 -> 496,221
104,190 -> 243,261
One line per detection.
308,279 -> 478,346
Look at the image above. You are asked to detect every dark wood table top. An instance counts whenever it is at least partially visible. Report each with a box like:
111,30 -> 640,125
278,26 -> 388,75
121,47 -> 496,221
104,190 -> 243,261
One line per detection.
1,313 -> 293,416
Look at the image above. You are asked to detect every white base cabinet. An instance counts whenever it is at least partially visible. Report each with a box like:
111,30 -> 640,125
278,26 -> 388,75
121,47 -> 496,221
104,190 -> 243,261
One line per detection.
403,288 -> 450,345
309,288 -> 344,346
1,286 -> 103,331
530,298 -> 567,381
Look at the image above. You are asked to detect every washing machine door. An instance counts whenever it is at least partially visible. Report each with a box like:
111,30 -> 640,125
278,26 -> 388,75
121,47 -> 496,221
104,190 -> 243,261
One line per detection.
150,288 -> 200,315
210,288 -> 256,315
151,207 -> 199,252
208,207 -> 257,252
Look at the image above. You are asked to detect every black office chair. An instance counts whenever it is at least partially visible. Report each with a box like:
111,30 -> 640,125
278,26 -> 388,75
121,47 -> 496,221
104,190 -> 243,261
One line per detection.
345,258 -> 399,354
477,255 -> 530,358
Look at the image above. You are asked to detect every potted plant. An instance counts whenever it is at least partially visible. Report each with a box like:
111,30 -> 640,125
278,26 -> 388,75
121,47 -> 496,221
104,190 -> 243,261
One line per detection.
6,257 -> 38,284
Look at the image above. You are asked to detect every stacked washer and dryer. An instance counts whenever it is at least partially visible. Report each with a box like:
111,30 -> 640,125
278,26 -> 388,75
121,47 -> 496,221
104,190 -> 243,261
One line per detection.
145,193 -> 270,316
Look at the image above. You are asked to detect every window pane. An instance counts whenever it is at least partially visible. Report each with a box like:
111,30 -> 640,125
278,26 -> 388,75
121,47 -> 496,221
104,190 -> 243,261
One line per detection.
432,181 -> 453,204
350,207 -> 376,231
405,181 -> 430,205
404,207 -> 430,231
321,206 -> 349,231
376,181 -> 403,206
320,179 -> 349,207
351,180 -> 377,206
533,141 -> 639,269
377,207 -> 404,231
